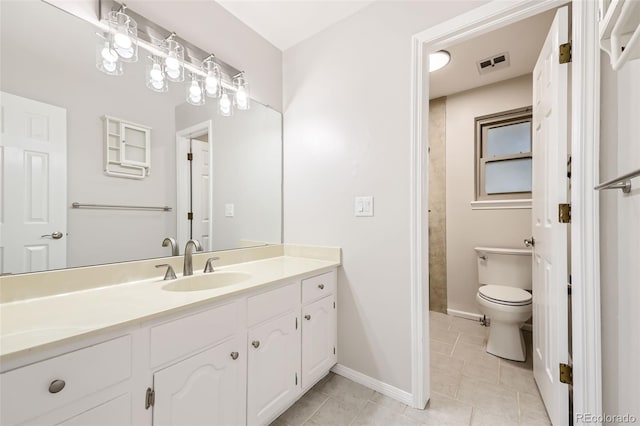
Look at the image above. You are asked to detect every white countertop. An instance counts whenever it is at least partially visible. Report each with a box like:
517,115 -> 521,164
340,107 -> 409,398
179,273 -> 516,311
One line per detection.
0,255 -> 339,363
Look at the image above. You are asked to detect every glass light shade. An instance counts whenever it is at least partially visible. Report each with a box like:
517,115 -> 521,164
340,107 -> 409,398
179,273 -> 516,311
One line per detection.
146,57 -> 168,92
429,50 -> 450,72
232,74 -> 250,110
108,11 -> 138,63
96,37 -> 123,76
203,58 -> 221,98
219,91 -> 233,116
186,75 -> 205,106
163,38 -> 184,82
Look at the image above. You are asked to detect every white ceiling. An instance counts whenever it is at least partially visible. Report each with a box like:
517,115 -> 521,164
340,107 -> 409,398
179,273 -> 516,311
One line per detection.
429,9 -> 557,99
216,0 -> 375,51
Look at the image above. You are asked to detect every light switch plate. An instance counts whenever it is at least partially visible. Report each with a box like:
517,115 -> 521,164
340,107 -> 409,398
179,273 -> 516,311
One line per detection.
355,196 -> 374,217
225,204 -> 234,217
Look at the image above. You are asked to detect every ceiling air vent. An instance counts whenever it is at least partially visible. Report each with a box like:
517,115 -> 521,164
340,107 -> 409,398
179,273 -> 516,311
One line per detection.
476,52 -> 510,75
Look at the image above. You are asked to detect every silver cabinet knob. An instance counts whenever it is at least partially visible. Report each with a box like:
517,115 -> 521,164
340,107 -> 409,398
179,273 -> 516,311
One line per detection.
230,351 -> 239,360
304,314 -> 311,320
48,379 -> 66,394
524,237 -> 535,247
252,340 -> 260,349
41,231 -> 63,239
318,284 -> 325,290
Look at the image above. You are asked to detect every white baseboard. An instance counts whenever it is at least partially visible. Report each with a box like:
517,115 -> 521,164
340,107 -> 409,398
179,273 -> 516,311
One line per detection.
446,308 -> 533,332
330,364 -> 414,407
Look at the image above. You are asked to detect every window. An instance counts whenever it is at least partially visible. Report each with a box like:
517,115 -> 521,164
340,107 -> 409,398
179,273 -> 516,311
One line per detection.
475,107 -> 532,201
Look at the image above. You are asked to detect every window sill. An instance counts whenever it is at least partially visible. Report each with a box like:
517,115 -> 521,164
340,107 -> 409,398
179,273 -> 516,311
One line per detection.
470,199 -> 532,210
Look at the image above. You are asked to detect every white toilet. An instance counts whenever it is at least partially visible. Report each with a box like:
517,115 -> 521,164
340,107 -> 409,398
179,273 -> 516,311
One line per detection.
475,246 -> 532,362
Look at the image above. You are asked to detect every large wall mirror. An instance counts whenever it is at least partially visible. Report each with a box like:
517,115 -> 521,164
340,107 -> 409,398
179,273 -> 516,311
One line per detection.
0,0 -> 282,275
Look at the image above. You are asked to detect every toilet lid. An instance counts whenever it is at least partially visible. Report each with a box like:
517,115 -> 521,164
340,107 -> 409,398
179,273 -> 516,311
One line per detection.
478,285 -> 532,306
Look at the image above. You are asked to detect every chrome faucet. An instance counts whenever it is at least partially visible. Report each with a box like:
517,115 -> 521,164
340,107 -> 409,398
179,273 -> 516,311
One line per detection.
183,239 -> 203,276
162,237 -> 179,256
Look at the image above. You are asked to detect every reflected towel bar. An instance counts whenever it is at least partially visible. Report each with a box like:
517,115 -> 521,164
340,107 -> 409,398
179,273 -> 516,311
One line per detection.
72,202 -> 172,212
594,167 -> 640,193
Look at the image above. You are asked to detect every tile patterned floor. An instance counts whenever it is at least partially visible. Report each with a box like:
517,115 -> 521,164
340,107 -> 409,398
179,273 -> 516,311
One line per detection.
272,311 -> 551,426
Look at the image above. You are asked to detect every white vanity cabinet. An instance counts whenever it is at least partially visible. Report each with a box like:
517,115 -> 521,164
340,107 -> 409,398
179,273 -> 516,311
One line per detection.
246,282 -> 301,426
0,335 -> 133,426
301,270 -> 338,389
152,335 -> 246,426
147,300 -> 246,426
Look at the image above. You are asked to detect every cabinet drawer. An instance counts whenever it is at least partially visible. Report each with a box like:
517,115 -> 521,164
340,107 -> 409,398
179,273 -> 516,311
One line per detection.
248,282 -> 299,328
302,270 -> 336,304
150,301 -> 240,368
0,335 -> 131,425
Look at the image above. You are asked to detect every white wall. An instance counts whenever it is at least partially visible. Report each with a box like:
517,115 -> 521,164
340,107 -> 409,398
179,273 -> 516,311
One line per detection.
283,0 -> 488,393
445,75 -> 533,315
599,57 -> 640,420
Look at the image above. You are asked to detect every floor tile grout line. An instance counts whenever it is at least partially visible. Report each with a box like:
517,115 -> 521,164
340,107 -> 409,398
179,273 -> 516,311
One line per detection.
301,394 -> 330,425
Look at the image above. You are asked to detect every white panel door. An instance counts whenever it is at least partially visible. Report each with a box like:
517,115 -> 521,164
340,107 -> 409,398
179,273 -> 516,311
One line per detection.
0,92 -> 67,274
191,139 -> 212,251
302,295 -> 337,389
153,335 -> 246,426
531,6 -> 570,426
247,311 -> 301,426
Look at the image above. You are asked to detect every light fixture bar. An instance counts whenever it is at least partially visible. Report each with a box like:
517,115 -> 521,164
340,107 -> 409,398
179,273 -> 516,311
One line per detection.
99,0 -> 242,85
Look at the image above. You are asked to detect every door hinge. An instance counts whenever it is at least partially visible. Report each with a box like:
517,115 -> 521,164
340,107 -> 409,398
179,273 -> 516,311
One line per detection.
559,42 -> 572,64
145,387 -> 155,409
187,153 -> 193,161
187,212 -> 193,220
558,203 -> 571,223
567,155 -> 572,179
559,363 -> 573,385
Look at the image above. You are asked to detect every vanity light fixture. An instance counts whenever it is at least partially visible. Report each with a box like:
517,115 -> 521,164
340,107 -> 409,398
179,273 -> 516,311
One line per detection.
146,56 -> 168,92
219,90 -> 233,117
203,55 -> 222,98
186,74 -> 205,106
96,33 -> 123,76
429,50 -> 451,72
163,33 -> 184,82
106,5 -> 137,62
97,0 -> 250,113
233,72 -> 250,110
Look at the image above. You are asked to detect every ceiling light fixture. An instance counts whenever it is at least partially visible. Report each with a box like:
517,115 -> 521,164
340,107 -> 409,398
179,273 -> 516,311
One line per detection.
429,50 -> 451,72
96,0 -> 250,114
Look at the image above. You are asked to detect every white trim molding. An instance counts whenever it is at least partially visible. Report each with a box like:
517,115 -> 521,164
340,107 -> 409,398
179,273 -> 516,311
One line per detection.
470,199 -> 532,210
410,0 -> 601,418
331,364 -> 414,406
570,1 -> 603,422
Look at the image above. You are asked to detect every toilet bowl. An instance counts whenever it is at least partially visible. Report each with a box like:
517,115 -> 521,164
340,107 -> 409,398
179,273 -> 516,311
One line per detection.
475,247 -> 532,362
477,284 -> 532,361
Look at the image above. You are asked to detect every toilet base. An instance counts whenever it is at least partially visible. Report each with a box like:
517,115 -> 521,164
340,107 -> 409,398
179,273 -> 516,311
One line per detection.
486,321 -> 526,362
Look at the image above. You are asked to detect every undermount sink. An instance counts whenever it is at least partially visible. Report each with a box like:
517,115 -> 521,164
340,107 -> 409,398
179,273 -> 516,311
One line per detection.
162,271 -> 252,292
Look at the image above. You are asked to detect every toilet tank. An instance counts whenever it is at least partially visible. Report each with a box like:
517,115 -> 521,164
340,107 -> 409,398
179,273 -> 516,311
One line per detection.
475,247 -> 532,290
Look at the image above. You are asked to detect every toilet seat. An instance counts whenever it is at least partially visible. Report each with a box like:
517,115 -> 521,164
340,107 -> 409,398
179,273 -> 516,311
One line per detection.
478,285 -> 532,306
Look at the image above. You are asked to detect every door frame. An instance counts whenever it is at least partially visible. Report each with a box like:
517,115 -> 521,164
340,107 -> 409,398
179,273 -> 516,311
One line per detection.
176,120 -> 214,252
409,0 -> 602,420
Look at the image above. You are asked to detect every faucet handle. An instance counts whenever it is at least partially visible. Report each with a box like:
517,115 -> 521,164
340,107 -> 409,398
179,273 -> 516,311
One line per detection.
156,264 -> 177,280
204,257 -> 220,273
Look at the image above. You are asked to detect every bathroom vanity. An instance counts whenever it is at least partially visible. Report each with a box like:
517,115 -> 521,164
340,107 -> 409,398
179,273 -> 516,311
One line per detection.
0,245 -> 340,426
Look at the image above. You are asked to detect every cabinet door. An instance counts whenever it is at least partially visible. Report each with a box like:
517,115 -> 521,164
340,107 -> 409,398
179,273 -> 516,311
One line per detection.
153,335 -> 246,426
55,394 -> 131,426
247,311 -> 300,426
302,295 -> 337,388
